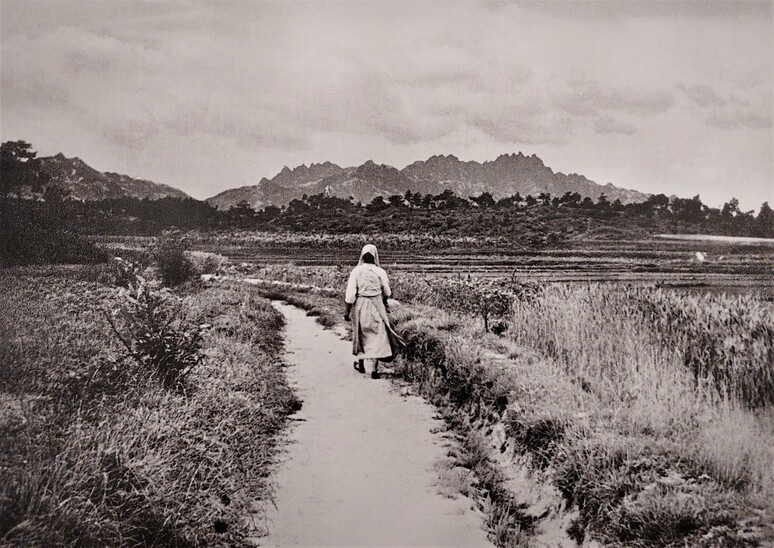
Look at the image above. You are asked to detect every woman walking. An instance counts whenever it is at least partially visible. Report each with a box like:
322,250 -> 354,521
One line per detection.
344,244 -> 402,379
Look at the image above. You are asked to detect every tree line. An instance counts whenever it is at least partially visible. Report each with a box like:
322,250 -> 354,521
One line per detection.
2,140 -> 773,266
248,189 -> 774,239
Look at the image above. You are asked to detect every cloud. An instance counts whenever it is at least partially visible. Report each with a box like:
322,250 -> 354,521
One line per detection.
0,0 -> 771,209
469,115 -> 572,145
514,0 -> 772,20
1,15 -> 316,152
593,115 -> 637,135
706,107 -> 772,129
675,82 -> 771,130
678,83 -> 730,108
556,83 -> 675,117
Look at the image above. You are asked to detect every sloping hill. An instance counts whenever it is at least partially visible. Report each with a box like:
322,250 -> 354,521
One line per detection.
39,153 -> 189,200
207,162 -> 345,210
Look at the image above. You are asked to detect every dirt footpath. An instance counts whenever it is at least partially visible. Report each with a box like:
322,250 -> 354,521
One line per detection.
259,303 -> 492,547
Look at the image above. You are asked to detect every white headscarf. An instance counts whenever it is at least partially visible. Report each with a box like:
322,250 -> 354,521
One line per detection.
358,243 -> 380,267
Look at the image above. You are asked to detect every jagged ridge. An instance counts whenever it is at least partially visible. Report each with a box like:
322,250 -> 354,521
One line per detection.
206,152 -> 648,210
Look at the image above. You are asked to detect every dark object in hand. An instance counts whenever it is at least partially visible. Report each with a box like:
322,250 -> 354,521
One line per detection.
344,314 -> 350,322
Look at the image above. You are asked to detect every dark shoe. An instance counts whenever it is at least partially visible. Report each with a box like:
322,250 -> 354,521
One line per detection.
354,361 -> 365,374
371,371 -> 381,380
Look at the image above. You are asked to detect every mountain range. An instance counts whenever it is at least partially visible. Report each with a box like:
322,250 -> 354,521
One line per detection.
206,152 -> 648,210
22,150 -> 649,208
37,153 -> 190,201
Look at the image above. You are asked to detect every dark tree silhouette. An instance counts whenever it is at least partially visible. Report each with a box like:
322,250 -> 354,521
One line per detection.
470,192 -> 495,209
1,140 -> 49,198
756,202 -> 774,237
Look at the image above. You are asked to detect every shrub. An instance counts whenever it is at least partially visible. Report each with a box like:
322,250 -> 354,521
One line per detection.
155,240 -> 197,287
107,256 -> 141,288
188,251 -> 229,275
0,268 -> 296,545
105,262 -> 204,390
391,274 -> 536,332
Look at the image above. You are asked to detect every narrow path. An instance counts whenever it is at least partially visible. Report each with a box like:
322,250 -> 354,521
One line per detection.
260,303 -> 492,547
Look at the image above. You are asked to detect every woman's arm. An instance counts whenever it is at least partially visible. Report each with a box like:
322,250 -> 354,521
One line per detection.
345,268 -> 358,304
379,268 -> 392,312
379,268 -> 392,298
344,268 -> 357,320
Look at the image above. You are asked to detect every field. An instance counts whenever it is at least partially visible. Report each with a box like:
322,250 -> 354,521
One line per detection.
204,232 -> 773,546
0,263 -> 299,546
150,231 -> 773,301
4,232 -> 773,547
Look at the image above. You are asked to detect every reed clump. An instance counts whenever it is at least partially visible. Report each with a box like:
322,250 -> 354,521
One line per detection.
510,284 -> 774,410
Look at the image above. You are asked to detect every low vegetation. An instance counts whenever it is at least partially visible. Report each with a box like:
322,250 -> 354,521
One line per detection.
0,198 -> 108,267
253,265 -> 773,547
0,264 -> 298,546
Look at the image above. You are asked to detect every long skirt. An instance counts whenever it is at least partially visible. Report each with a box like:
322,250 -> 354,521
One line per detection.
351,296 -> 403,360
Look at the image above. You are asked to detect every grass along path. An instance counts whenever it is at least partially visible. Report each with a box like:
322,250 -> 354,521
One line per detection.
242,275 -> 772,546
259,302 -> 492,547
0,268 -> 298,546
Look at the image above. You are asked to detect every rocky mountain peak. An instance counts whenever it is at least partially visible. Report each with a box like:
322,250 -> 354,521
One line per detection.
356,160 -> 403,177
35,153 -> 189,201
207,151 -> 649,210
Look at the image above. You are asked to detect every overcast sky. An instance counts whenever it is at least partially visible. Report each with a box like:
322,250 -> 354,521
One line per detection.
1,0 -> 772,209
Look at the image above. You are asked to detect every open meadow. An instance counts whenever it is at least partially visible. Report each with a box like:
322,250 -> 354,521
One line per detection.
0,261 -> 299,546
2,231 -> 772,547
94,230 -> 774,298
190,231 -> 773,546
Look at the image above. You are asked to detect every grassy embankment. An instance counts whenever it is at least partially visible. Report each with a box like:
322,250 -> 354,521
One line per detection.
0,264 -> 298,546
247,265 -> 773,547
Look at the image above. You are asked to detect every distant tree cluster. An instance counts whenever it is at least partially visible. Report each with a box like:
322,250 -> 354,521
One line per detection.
2,141 -> 773,262
241,189 -> 774,240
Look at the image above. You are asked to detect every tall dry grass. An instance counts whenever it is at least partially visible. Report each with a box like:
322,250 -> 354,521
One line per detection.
243,271 -> 773,545
391,295 -> 772,545
509,284 -> 774,500
0,266 -> 297,546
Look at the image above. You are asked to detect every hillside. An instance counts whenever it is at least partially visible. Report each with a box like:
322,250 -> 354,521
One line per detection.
207,161 -> 345,210
38,153 -> 190,201
207,152 -> 649,210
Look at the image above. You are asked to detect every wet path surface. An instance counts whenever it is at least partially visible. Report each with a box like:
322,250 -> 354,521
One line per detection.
259,303 -> 492,547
